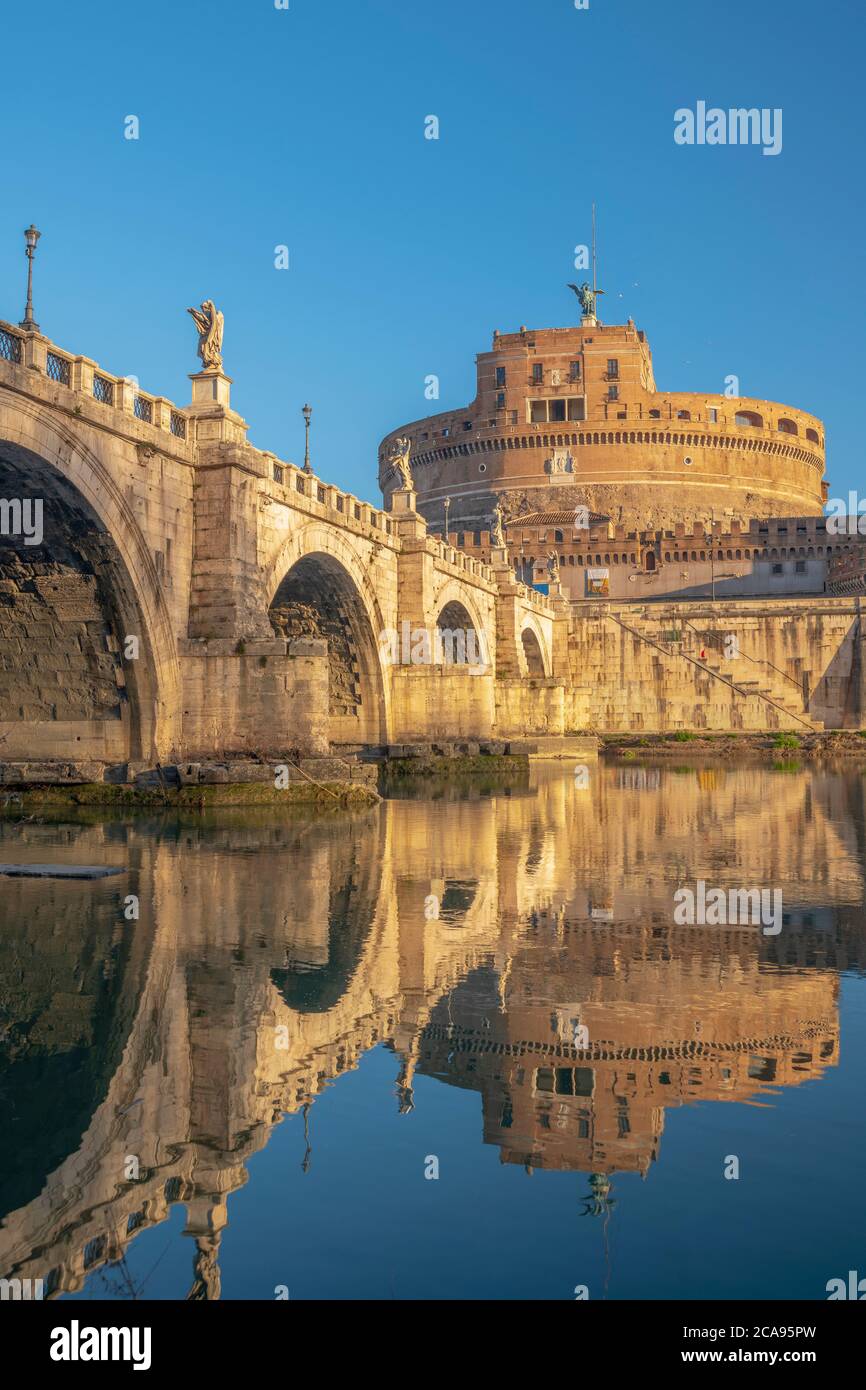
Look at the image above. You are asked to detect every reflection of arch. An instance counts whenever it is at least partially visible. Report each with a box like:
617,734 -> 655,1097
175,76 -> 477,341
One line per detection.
0,406 -> 176,759
269,545 -> 387,746
520,620 -> 549,677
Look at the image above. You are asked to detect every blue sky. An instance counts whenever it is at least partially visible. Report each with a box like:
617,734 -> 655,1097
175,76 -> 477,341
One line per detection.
1,0 -> 863,502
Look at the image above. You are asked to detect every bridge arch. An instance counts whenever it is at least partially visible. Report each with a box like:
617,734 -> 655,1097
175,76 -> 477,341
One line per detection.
519,617 -> 550,677
266,523 -> 390,747
0,396 -> 179,761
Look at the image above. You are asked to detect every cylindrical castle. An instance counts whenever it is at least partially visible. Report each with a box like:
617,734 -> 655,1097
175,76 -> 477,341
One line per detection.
378,318 -> 827,531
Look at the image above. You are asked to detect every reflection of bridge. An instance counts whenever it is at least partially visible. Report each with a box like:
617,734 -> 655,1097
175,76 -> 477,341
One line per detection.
0,317 -> 559,763
0,765 -> 863,1297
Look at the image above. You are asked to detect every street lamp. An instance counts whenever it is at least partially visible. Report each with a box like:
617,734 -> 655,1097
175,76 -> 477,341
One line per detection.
443,495 -> 451,538
302,403 -> 312,474
19,224 -> 41,332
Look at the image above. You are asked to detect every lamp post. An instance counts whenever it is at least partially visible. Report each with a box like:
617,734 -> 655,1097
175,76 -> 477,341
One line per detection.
443,495 -> 451,539
19,225 -> 41,333
302,403 -> 312,474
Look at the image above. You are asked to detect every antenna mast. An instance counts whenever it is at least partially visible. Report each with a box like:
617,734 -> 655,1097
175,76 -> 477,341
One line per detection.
592,202 -> 598,303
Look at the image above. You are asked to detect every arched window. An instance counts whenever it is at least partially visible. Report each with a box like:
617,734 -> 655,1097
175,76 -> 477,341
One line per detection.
554,530 -> 563,543
778,418 -> 798,435
735,410 -> 764,429
806,427 -> 819,444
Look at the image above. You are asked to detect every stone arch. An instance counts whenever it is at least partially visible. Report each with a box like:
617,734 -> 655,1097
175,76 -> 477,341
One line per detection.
266,529 -> 389,747
0,398 -> 177,761
519,617 -> 550,677
435,597 -> 486,667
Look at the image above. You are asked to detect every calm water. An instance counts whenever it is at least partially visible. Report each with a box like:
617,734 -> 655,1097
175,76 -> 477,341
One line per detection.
1,761 -> 865,1301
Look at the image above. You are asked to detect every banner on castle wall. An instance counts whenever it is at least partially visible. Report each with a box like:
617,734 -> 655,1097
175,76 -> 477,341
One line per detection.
586,567 -> 609,597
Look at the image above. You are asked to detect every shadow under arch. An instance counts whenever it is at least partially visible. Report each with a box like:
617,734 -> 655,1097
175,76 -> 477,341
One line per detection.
268,550 -> 387,747
436,598 -> 484,665
0,437 -> 165,761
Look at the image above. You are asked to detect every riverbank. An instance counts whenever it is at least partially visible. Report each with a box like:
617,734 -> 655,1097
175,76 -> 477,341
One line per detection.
600,730 -> 866,762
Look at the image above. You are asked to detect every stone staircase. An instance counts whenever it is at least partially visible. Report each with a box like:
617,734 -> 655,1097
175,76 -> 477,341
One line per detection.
609,612 -> 823,731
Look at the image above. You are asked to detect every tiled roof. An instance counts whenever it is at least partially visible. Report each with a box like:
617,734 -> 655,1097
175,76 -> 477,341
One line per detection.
506,510 -> 609,527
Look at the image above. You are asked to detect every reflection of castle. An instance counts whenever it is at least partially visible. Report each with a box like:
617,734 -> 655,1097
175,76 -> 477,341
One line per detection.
1,765 -> 864,1296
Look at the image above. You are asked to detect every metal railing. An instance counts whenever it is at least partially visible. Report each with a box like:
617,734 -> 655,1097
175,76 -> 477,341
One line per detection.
133,395 -> 152,423
169,411 -> 186,439
0,326 -> 22,362
93,374 -> 114,405
46,351 -> 70,384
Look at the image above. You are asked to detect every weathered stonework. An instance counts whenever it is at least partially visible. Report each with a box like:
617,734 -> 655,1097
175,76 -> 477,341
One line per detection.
0,311 -> 862,759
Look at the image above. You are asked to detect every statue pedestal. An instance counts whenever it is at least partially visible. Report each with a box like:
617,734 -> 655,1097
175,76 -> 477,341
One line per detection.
190,369 -> 232,408
388,487 -> 418,515
186,370 -> 248,445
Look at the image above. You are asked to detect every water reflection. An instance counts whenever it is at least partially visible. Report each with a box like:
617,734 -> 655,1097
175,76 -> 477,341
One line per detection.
1,762 -> 864,1298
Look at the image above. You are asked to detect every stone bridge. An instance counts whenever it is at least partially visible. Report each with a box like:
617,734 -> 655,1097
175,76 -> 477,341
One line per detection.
0,318 -> 562,764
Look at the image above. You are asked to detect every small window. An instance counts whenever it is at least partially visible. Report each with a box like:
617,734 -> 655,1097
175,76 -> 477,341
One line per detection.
530,400 -> 547,423
649,408 -> 661,418
607,359 -> 619,378
772,563 -> 783,574
709,407 -> 718,423
463,420 -> 472,431
495,366 -> 506,387
570,360 -> 581,381
549,398 -> 566,421
795,559 -> 806,573
608,385 -> 619,401
567,398 -> 585,421
554,530 -> 563,543
532,362 -> 544,384
496,391 -> 506,409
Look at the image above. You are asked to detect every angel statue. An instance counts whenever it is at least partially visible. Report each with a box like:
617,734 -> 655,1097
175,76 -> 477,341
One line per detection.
566,281 -> 599,319
547,550 -> 561,583
387,436 -> 414,491
490,499 -> 506,549
187,300 -> 224,371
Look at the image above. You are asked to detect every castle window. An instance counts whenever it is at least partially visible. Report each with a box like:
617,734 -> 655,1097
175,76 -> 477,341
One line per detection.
735,410 -> 764,429
607,359 -> 619,378
778,417 -> 798,435
649,408 -> 661,418
463,420 -> 472,431
570,361 -> 581,381
677,409 -> 691,420
554,530 -> 563,543
772,563 -> 783,574
795,560 -> 806,573
806,427 -> 819,443
608,385 -> 619,401
709,407 -> 719,423
497,392 -> 506,409
532,363 -> 544,384
549,399 -> 566,421
530,400 -> 546,423
496,366 -> 507,387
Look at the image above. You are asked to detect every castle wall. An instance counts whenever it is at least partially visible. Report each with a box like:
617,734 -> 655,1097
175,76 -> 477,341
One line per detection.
565,599 -> 862,732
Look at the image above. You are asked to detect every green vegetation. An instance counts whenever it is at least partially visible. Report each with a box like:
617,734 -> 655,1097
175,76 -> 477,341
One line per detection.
772,733 -> 801,750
